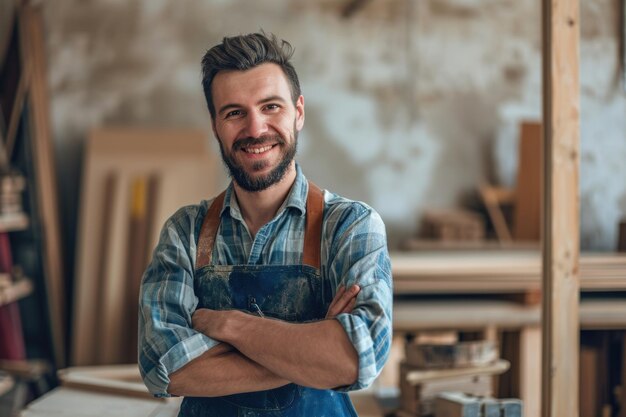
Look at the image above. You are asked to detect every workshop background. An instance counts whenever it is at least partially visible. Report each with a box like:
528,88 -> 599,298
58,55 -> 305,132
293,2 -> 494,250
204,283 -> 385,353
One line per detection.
1,0 -> 626,416
42,0 -> 625,251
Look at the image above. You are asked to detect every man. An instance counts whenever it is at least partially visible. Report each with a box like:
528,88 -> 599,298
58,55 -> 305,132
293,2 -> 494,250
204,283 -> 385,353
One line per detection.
138,32 -> 393,416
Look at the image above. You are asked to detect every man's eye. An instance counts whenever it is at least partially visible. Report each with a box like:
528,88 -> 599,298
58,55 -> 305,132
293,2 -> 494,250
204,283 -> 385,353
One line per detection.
225,110 -> 242,118
265,104 -> 279,111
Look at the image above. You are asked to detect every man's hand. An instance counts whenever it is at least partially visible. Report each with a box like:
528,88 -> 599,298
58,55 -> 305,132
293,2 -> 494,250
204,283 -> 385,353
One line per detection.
192,308 -> 229,339
326,284 -> 360,319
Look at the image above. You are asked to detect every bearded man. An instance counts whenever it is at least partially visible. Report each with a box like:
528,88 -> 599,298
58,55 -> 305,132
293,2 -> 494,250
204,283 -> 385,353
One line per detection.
138,32 -> 393,417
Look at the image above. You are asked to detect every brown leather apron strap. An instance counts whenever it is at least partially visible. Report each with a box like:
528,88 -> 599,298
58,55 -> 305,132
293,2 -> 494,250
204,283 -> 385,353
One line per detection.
303,182 -> 324,269
195,181 -> 324,270
196,191 -> 226,269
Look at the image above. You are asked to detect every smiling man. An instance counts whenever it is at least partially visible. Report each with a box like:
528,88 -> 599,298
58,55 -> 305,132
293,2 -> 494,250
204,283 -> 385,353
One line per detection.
138,32 -> 393,417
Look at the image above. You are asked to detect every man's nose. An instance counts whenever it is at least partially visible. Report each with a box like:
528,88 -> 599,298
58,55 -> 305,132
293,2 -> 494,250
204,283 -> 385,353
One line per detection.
243,111 -> 269,138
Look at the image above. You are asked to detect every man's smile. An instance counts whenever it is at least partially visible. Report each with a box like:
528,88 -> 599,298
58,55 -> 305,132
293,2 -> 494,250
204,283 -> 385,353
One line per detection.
241,144 -> 277,154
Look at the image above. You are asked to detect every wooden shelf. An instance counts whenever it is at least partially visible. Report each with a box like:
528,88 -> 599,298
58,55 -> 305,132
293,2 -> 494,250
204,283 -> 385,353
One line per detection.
0,278 -> 33,307
391,251 -> 626,294
0,212 -> 28,232
405,359 -> 510,384
393,298 -> 626,332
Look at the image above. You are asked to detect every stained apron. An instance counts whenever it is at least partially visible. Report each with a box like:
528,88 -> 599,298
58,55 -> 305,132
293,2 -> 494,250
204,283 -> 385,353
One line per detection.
178,182 -> 358,417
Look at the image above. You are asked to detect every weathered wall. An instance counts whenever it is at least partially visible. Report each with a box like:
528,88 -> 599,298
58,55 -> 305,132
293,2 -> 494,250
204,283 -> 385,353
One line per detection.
43,0 -> 626,250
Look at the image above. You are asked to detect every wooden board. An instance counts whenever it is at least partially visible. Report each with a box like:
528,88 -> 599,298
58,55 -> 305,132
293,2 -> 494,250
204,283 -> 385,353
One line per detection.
71,128 -> 223,366
541,0 -> 581,414
391,251 -> 626,294
513,121 -> 542,242
404,359 -> 510,385
20,3 -> 66,369
20,387 -> 181,417
393,299 -> 626,332
58,364 -> 167,401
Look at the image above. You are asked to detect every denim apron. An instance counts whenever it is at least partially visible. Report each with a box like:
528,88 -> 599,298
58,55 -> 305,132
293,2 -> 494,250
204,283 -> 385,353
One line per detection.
178,182 -> 358,417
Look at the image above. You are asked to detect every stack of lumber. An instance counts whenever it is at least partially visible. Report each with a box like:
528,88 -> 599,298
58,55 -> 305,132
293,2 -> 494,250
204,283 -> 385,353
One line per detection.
392,250 -> 626,294
398,334 -> 508,416
71,128 -> 224,366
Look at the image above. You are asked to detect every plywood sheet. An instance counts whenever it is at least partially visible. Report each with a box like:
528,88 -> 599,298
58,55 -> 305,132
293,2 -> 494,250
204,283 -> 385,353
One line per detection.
71,128 -> 223,366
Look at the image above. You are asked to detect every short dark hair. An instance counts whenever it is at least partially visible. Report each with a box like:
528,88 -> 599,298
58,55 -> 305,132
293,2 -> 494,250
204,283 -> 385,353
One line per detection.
201,32 -> 301,119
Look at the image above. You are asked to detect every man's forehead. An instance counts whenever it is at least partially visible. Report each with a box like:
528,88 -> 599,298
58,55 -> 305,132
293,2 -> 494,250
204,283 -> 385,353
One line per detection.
212,63 -> 292,103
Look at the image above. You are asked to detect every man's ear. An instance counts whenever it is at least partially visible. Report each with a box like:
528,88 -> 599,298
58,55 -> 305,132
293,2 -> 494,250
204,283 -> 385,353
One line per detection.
295,95 -> 305,132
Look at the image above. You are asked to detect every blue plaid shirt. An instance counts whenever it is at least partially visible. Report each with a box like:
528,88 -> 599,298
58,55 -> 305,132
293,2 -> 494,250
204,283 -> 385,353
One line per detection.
138,165 -> 393,397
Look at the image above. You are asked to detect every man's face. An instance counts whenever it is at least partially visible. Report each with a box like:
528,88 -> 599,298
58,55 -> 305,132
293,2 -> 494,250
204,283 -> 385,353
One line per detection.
211,63 -> 305,192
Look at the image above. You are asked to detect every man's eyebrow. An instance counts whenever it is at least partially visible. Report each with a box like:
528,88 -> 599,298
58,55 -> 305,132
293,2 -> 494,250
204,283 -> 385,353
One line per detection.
217,103 -> 241,116
217,96 -> 288,116
258,95 -> 287,105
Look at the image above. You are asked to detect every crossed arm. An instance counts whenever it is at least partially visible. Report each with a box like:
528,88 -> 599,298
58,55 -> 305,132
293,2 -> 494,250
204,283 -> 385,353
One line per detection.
168,284 -> 361,397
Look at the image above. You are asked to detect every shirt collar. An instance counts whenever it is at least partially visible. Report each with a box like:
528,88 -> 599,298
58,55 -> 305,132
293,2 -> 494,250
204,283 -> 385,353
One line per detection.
220,163 -> 308,221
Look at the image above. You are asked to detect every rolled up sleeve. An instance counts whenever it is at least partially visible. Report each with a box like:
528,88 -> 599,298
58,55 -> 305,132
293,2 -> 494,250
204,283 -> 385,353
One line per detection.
324,202 -> 393,391
138,208 -> 220,397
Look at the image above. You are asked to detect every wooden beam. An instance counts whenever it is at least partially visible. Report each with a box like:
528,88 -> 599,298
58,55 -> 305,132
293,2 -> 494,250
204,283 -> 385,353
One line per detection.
21,2 -> 67,369
541,0 -> 580,414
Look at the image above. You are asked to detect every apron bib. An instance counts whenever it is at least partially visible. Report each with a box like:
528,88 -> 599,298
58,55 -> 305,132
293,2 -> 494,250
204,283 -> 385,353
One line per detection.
178,182 -> 358,417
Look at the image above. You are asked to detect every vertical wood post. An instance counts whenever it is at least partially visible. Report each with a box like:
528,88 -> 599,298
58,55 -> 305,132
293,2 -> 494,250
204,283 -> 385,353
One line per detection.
541,0 -> 580,414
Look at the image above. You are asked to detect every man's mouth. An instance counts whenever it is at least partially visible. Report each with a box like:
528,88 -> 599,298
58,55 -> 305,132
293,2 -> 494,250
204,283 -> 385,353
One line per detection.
241,144 -> 276,154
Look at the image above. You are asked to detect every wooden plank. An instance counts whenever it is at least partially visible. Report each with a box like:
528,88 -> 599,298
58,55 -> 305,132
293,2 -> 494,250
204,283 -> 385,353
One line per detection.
618,221 -> 626,252
124,175 -> 154,364
579,350 -> 598,417
99,175 -> 130,365
620,333 -> 626,417
513,121 -> 542,242
58,365 -> 165,401
405,359 -> 509,385
391,251 -> 626,293
393,299 -> 626,332
519,326 -> 541,417
480,185 -> 512,242
20,387 -> 182,417
20,2 -> 66,369
541,0 -> 580,414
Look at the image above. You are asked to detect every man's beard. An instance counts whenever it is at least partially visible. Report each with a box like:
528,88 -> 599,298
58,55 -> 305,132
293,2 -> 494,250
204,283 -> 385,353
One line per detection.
217,131 -> 298,192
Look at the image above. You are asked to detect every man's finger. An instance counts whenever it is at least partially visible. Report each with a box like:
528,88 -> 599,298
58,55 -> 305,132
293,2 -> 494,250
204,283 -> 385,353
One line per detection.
337,290 -> 358,315
340,297 -> 357,315
326,284 -> 360,318
326,284 -> 346,312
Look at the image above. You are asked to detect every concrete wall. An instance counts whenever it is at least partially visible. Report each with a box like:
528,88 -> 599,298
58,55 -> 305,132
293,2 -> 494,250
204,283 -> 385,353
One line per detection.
43,0 -> 626,251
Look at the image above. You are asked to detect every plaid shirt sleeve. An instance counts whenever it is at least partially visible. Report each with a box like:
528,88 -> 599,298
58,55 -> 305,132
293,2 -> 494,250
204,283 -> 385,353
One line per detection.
323,198 -> 393,392
138,204 -> 219,397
